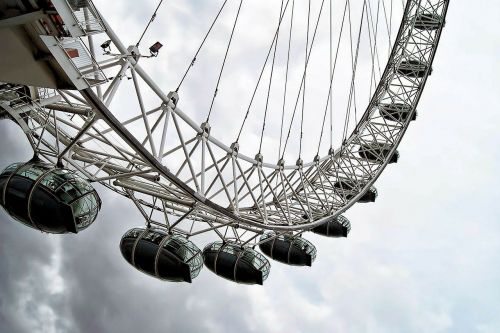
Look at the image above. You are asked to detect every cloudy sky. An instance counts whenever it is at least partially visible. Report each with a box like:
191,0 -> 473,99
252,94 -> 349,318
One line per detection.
1,1 -> 500,332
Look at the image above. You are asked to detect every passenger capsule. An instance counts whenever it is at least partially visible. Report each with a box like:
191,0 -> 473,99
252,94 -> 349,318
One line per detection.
333,180 -> 378,203
259,232 -> 317,266
358,142 -> 399,164
120,228 -> 203,283
312,215 -> 351,238
414,13 -> 442,30
379,103 -> 416,122
0,161 -> 101,233
203,242 -> 271,285
358,186 -> 378,203
397,59 -> 430,78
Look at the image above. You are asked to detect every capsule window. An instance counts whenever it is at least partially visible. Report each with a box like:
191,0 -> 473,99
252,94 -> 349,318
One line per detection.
16,163 -> 50,180
73,175 -> 94,193
240,249 -> 270,278
163,235 -> 203,278
72,192 -> 99,230
293,237 -> 317,260
45,172 -> 93,204
142,229 -> 164,245
40,172 -> 67,192
125,228 -> 143,239
2,163 -> 23,175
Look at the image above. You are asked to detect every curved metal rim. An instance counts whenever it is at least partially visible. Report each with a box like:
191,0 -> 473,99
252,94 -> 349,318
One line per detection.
5,0 -> 449,232
78,0 -> 448,230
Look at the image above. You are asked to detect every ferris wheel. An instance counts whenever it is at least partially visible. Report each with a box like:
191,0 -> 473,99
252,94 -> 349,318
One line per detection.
0,0 -> 449,284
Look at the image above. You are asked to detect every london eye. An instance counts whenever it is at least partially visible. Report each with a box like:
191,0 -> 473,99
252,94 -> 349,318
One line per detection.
0,0 -> 449,284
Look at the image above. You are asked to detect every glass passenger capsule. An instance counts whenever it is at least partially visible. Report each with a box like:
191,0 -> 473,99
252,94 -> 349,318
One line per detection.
0,160 -> 101,233
259,232 -> 317,267
358,142 -> 399,164
312,215 -> 351,238
378,103 -> 417,122
414,13 -> 443,30
120,228 -> 203,283
333,179 -> 378,203
358,186 -> 377,203
203,242 -> 271,285
397,59 -> 430,78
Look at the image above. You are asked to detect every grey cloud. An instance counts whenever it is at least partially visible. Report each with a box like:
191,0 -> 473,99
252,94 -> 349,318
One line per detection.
2,1 -> 500,333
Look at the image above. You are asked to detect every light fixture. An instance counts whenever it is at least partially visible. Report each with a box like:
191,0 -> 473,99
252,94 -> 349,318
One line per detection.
149,41 -> 163,57
100,40 -> 112,53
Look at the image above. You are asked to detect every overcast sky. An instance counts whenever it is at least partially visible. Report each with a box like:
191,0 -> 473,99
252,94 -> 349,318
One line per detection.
1,1 -> 500,332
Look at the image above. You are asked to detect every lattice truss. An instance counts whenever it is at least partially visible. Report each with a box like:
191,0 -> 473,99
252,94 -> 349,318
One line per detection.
0,0 -> 448,247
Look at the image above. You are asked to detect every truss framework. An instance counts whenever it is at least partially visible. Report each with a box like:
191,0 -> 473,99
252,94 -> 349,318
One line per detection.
0,0 -> 449,246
